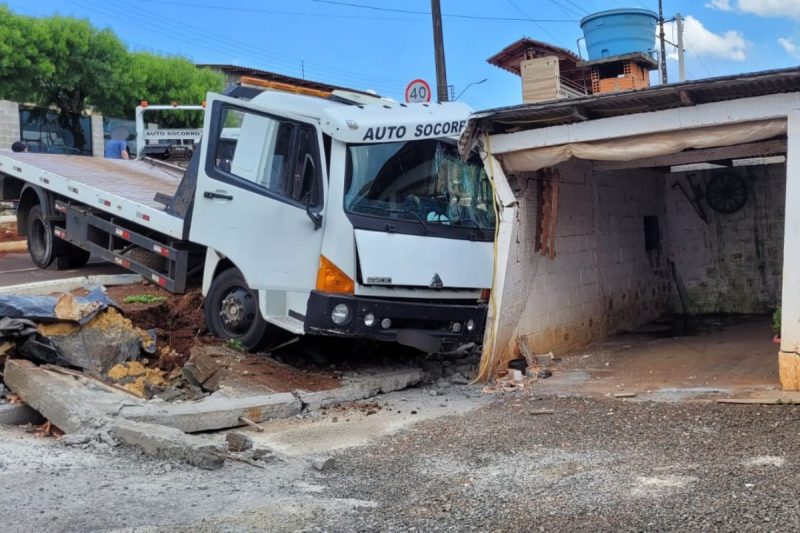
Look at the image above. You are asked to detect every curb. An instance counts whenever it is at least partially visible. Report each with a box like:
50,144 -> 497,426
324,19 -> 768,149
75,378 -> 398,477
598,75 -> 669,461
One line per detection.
0,240 -> 26,253
0,273 -> 143,296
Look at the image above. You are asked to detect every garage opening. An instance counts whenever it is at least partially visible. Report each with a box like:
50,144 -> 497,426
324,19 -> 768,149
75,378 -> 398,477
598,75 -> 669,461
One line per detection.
468,69 -> 800,395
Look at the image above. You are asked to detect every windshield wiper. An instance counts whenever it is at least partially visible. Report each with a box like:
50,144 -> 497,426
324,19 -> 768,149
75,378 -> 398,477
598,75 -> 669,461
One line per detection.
386,209 -> 429,234
459,217 -> 487,240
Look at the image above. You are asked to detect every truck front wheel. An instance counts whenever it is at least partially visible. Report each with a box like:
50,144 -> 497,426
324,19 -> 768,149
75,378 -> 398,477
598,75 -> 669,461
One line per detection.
205,268 -> 269,351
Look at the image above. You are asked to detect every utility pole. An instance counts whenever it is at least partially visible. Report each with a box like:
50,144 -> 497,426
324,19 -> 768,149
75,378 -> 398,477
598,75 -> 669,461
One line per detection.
676,13 -> 686,82
431,0 -> 449,102
658,0 -> 668,84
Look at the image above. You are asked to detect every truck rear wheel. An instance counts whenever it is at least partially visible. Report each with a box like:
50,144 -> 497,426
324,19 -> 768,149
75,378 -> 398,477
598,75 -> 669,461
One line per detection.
27,204 -> 91,270
27,204 -> 57,268
205,268 -> 269,351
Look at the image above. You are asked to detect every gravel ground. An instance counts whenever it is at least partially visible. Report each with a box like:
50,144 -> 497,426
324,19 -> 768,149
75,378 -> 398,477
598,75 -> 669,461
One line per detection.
306,393 -> 800,532
2,388 -> 799,532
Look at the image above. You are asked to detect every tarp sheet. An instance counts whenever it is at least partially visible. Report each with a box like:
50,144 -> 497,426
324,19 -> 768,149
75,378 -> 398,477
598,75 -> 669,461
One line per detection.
497,119 -> 787,173
0,286 -> 113,325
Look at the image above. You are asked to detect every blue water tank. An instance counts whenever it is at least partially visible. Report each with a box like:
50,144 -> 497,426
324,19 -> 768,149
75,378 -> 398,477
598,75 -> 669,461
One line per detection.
580,8 -> 658,60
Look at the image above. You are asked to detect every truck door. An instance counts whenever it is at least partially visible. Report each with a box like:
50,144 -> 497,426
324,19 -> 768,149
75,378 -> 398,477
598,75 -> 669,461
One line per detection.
190,94 -> 326,293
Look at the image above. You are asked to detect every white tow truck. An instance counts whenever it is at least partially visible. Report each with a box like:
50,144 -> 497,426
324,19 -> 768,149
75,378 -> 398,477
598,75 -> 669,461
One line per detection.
0,80 -> 496,352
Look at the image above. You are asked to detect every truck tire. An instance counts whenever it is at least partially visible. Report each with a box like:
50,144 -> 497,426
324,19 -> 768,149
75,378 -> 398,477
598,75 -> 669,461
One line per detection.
27,204 -> 91,270
205,268 -> 269,351
26,204 -> 57,268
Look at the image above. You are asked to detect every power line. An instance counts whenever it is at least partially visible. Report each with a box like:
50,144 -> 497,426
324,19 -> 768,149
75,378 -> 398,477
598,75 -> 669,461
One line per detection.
545,0 -> 584,19
75,0 -> 402,94
87,0 -> 407,92
687,44 -> 713,77
121,0 -> 419,21
506,0 -> 566,46
561,0 -> 591,15
311,0 -> 577,22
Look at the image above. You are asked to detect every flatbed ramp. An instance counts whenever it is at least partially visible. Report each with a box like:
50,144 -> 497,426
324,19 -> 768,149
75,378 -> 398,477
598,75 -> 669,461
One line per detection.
0,150 -> 185,238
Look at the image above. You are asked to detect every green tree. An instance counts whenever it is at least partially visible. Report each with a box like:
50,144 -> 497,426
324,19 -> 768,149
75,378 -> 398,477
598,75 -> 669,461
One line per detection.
0,7 -> 223,151
0,7 -> 128,152
125,52 -> 223,127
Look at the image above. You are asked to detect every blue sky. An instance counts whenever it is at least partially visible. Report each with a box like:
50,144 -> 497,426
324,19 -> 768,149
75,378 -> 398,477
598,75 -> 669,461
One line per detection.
5,0 -> 800,110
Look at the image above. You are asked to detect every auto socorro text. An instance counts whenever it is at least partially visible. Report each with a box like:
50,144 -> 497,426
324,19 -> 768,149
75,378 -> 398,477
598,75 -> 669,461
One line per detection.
361,120 -> 467,141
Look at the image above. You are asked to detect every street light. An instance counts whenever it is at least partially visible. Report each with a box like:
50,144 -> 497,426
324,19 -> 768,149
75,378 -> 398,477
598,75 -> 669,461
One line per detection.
454,78 -> 487,101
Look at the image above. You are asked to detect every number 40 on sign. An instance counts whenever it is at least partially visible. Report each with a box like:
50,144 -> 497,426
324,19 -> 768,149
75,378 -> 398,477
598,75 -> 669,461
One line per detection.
405,79 -> 432,103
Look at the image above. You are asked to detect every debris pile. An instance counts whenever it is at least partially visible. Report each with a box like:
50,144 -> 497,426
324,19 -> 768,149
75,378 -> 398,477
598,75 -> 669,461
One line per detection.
482,335 -> 558,393
0,287 -> 155,375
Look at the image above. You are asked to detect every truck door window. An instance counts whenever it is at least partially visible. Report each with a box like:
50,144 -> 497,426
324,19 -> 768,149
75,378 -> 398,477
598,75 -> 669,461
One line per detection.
214,107 -> 294,195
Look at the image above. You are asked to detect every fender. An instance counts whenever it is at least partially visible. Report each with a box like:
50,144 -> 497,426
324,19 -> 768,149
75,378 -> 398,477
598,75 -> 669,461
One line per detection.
17,184 -> 56,237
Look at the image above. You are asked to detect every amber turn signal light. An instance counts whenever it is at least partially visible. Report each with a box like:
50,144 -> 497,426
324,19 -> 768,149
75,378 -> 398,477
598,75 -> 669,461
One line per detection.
316,255 -> 354,294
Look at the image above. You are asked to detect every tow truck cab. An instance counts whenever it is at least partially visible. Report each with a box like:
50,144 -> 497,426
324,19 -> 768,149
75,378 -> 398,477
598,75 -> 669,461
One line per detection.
193,86 -> 496,353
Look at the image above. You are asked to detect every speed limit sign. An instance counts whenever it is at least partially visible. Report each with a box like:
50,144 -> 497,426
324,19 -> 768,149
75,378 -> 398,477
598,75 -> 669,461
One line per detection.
405,79 -> 432,103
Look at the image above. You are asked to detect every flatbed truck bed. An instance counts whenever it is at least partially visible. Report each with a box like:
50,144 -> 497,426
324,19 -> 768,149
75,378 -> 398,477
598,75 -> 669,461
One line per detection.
0,150 -> 202,293
0,150 -> 186,238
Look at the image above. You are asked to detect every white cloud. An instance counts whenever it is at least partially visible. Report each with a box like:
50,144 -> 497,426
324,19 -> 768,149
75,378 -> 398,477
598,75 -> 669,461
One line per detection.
778,37 -> 800,58
714,0 -> 800,19
665,15 -> 749,61
706,0 -> 734,11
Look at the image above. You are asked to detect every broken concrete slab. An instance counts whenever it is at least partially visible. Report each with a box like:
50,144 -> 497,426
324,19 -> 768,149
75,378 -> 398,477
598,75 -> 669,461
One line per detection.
111,418 -> 225,470
182,345 -> 227,391
4,359 -> 129,433
6,358 -> 302,434
5,359 -> 226,469
0,274 -> 142,297
0,402 -> 45,426
119,392 -> 302,433
298,368 -> 425,411
226,431 -> 253,452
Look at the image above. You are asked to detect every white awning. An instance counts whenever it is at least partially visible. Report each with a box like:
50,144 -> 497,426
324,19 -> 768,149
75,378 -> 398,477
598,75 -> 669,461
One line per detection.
496,119 -> 786,173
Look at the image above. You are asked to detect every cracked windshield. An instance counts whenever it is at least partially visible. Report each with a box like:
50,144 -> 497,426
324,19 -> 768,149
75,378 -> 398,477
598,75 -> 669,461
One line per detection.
345,139 -> 496,233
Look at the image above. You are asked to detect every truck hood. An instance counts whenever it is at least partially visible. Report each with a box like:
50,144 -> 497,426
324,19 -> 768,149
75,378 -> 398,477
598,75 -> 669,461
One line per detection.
354,230 -> 493,289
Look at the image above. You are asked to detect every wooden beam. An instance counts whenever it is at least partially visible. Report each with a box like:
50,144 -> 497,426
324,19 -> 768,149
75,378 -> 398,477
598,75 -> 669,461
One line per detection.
592,139 -> 787,172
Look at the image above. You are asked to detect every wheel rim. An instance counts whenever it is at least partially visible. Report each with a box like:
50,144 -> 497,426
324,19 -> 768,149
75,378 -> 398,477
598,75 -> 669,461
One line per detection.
29,217 -> 48,261
218,286 -> 257,336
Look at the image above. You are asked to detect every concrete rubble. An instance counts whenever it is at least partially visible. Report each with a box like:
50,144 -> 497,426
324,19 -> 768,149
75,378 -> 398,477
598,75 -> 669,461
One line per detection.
0,284 -> 480,470
1,357 -> 437,469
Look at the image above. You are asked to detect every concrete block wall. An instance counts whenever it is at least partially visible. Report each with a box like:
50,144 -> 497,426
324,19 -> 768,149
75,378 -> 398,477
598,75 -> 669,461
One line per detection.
90,114 -> 104,158
0,100 -> 20,149
666,164 -> 785,314
495,158 -> 671,358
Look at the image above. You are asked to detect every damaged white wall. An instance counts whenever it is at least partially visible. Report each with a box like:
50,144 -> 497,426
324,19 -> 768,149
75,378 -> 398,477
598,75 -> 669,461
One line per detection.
493,158 -> 671,358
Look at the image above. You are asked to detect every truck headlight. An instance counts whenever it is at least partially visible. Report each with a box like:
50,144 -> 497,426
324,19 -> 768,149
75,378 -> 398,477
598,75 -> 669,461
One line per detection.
364,313 -> 376,327
466,319 -> 475,331
331,304 -> 350,325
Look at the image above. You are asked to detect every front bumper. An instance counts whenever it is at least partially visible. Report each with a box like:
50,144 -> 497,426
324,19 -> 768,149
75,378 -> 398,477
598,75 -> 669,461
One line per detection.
304,291 -> 487,352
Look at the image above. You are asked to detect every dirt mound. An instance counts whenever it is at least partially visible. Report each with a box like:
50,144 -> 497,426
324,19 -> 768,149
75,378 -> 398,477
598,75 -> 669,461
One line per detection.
106,284 -> 205,367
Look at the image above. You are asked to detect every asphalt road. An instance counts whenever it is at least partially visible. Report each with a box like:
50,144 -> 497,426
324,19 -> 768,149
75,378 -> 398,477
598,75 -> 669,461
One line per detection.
0,252 -> 125,287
